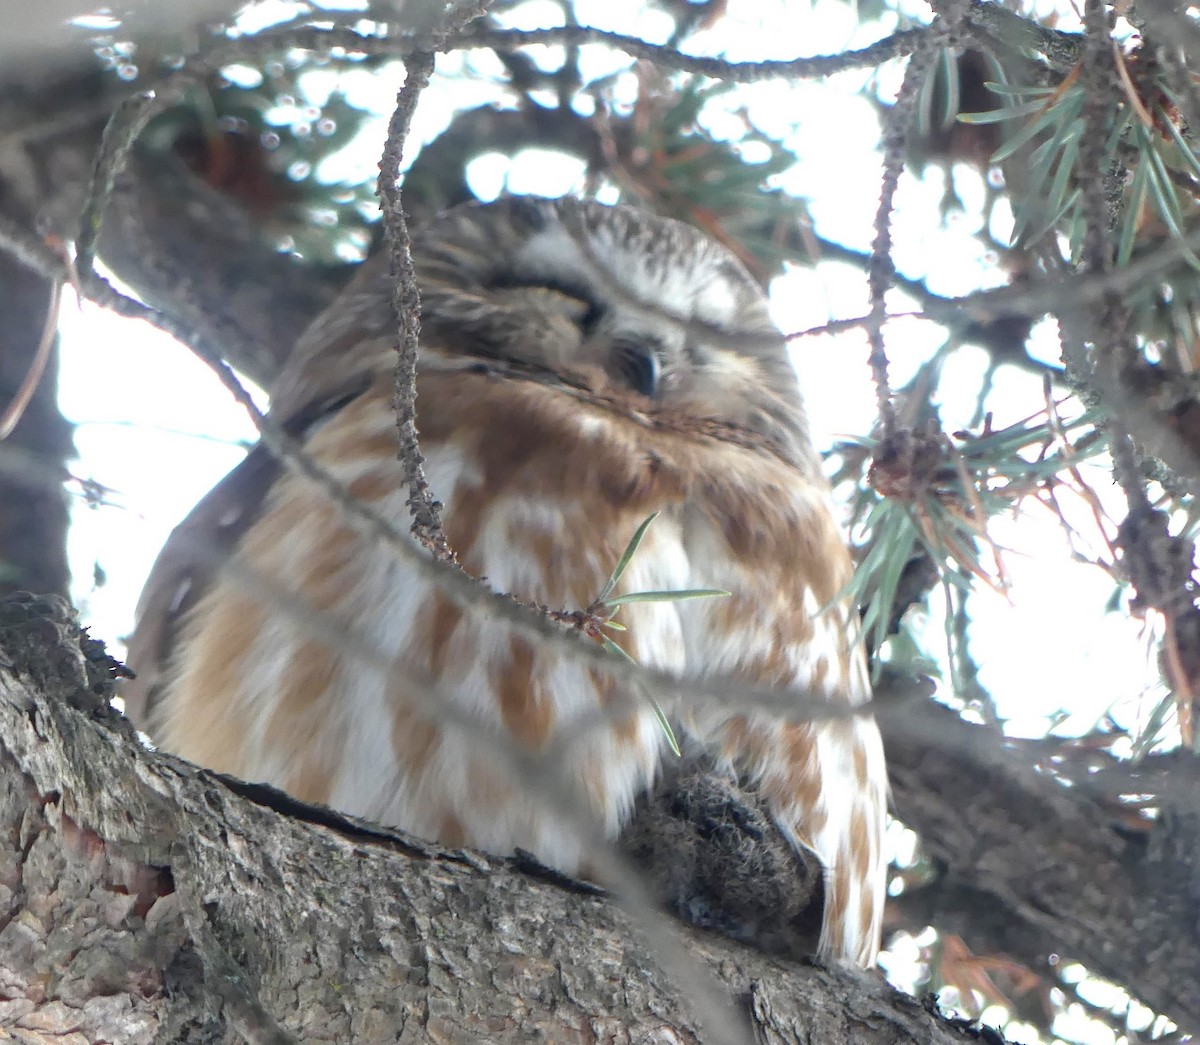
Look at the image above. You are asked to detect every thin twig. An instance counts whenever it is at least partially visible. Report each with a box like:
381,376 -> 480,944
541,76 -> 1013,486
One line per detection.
46,3 -> 1079,104
76,90 -> 165,278
0,280 -> 61,442
456,24 -> 926,80
125,20 -> 927,102
377,51 -> 453,560
784,311 -> 927,341
866,22 -> 954,435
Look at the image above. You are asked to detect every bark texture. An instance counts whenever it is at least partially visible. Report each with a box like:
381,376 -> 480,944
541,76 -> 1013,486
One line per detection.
0,593 -> 991,1044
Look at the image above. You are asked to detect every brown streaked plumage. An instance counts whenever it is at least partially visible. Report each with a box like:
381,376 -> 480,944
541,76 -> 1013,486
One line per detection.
124,196 -> 887,966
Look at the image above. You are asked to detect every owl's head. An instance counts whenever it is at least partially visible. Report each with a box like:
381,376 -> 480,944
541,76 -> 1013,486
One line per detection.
277,196 -> 815,470
416,196 -> 815,469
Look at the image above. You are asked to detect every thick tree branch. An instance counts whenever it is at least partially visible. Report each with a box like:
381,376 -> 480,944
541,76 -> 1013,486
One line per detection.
98,149 -> 346,386
0,66 -> 346,391
879,689 -> 1200,1035
0,595 -> 987,1044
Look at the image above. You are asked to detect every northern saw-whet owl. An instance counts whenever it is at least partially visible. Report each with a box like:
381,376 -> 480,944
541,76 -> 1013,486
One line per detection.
125,196 -> 887,966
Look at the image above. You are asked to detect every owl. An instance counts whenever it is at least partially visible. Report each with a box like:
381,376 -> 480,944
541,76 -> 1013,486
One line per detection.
124,196 -> 887,967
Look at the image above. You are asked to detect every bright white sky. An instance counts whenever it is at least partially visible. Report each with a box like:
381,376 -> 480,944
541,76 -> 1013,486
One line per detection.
52,1 -> 1164,1040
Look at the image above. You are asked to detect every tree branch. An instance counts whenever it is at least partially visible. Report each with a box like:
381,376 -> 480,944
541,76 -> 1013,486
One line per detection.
0,595 -> 990,1044
879,687 -> 1200,1035
0,67 -> 345,391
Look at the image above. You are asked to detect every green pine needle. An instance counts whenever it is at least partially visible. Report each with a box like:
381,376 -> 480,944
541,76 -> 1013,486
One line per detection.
597,511 -> 659,603
603,588 -> 731,606
591,512 -> 730,759
601,634 -> 636,661
601,635 -> 682,757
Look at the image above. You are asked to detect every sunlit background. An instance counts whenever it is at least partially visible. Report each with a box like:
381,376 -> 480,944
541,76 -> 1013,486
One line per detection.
52,1 -> 1175,1042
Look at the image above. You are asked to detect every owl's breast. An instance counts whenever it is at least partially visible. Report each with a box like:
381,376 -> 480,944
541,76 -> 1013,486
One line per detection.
154,366 -> 853,873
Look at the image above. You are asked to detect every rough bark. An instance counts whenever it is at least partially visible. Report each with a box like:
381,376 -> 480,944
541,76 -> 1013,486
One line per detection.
0,594 -> 991,1045
879,689 -> 1200,1033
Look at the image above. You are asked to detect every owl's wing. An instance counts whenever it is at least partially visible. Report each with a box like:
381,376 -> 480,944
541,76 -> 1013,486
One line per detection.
123,347 -> 376,733
124,238 -> 396,730
123,446 -> 281,731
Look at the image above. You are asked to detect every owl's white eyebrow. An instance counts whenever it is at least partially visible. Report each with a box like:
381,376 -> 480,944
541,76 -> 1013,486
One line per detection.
522,214 -> 784,357
487,273 -> 605,326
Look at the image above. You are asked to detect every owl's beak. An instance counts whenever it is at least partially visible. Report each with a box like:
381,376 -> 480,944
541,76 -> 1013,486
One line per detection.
613,343 -> 661,399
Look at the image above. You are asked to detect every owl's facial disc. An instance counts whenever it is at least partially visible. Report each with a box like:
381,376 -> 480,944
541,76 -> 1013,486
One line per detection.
404,197 -> 818,469
487,279 -> 669,400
